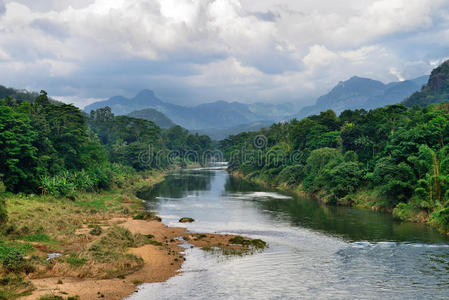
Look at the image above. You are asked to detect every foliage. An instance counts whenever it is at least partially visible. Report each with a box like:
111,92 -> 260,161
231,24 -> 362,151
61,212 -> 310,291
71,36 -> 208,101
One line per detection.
87,108 -> 214,169
0,91 -> 213,194
220,93 -> 449,230
0,197 -> 7,225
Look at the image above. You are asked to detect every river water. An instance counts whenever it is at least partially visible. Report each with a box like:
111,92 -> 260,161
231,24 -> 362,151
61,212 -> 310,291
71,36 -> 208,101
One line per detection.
128,168 -> 449,300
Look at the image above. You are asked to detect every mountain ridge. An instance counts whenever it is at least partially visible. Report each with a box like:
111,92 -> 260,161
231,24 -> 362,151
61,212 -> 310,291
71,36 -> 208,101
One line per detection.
402,60 -> 449,107
84,92 -> 295,130
295,75 -> 429,120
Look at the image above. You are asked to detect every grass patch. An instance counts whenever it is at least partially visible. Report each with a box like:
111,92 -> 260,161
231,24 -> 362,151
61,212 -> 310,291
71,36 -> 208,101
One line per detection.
74,226 -> 147,278
229,236 -> 267,249
133,211 -> 157,220
0,241 -> 34,260
0,274 -> 34,300
88,225 -> 102,236
39,295 -> 63,300
146,240 -> 162,246
179,217 -> 195,223
65,254 -> 87,267
0,171 -> 166,296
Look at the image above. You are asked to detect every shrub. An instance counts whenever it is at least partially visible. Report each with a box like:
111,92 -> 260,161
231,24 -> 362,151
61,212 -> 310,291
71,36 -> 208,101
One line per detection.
430,207 -> 449,231
89,225 -> 103,236
39,295 -> 64,300
40,164 -> 135,197
179,217 -> 195,223
133,212 -> 155,220
0,197 -> 7,226
277,165 -> 305,186
65,254 -> 87,267
2,250 -> 34,274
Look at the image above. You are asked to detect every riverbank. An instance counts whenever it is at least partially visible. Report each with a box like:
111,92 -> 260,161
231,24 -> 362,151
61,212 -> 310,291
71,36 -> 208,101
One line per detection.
0,171 -> 263,300
229,171 -> 447,235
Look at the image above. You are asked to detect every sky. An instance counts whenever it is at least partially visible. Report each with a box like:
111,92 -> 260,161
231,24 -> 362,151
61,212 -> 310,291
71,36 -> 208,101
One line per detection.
0,0 -> 448,108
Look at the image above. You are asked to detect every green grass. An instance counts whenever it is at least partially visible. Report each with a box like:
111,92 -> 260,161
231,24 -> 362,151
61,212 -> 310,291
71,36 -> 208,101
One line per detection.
39,295 -> 63,300
0,274 -> 34,300
65,254 -> 87,267
146,240 -> 162,246
229,236 -> 267,249
0,241 -> 34,260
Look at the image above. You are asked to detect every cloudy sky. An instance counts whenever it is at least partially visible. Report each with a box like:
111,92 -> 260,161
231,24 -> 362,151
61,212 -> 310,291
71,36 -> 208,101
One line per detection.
0,0 -> 448,108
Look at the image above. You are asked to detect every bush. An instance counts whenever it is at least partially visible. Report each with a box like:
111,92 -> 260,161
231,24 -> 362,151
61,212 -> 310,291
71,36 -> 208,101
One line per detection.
277,165 -> 305,186
65,254 -> 87,267
40,163 -> 135,197
430,207 -> 449,231
89,225 -> 103,236
0,197 -> 7,226
133,212 -> 155,220
39,295 -> 64,300
2,250 -> 34,274
0,274 -> 34,300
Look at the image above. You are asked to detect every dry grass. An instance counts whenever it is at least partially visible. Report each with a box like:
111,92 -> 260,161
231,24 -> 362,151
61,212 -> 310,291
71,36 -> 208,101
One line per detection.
0,171 -> 165,299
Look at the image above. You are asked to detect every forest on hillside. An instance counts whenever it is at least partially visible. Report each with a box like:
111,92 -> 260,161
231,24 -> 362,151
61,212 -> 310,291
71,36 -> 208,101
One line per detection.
0,92 -> 213,200
220,103 -> 449,231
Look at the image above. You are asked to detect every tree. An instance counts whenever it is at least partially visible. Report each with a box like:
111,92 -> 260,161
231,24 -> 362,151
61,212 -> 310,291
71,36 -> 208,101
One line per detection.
0,104 -> 38,192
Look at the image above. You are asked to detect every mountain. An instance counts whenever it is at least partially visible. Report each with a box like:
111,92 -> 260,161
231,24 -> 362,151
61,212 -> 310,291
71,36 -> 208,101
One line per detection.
296,75 -> 428,119
85,90 -> 294,130
127,108 -> 176,128
0,85 -> 60,104
194,120 -> 274,140
402,60 -> 449,107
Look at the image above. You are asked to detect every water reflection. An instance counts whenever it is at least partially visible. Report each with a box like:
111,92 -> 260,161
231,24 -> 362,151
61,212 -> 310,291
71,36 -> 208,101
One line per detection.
142,169 -> 449,244
137,170 -> 215,199
129,169 -> 449,300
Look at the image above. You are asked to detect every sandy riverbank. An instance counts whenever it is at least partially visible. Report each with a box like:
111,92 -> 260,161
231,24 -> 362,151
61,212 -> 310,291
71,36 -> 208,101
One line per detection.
23,217 -> 252,300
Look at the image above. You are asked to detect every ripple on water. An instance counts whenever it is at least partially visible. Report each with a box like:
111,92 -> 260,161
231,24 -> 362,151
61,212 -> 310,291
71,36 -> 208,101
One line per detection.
131,169 -> 449,300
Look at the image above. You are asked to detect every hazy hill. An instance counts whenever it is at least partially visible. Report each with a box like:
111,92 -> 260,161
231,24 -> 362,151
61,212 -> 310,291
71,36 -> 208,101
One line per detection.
127,108 -> 176,128
0,85 -> 61,104
84,74 -> 427,138
194,120 -> 274,140
296,75 -> 428,119
402,60 -> 449,107
85,90 -> 294,130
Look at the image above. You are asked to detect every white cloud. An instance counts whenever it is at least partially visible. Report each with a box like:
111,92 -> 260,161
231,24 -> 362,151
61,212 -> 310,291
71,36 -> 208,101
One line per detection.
303,45 -> 338,69
389,67 -> 405,81
0,0 -> 448,107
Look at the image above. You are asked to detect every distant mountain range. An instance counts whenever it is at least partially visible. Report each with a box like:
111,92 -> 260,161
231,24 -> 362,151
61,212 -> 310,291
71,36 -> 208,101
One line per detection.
83,74 -> 429,139
84,90 -> 295,130
402,60 -> 449,107
295,75 -> 429,119
193,120 -> 275,140
128,108 -> 176,128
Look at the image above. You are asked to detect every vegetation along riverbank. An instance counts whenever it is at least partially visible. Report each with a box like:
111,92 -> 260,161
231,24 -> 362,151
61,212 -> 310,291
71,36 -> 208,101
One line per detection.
0,91 -> 265,299
220,61 -> 449,235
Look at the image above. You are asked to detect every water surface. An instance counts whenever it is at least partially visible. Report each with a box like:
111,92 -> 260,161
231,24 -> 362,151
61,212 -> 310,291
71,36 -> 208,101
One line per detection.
129,169 -> 449,299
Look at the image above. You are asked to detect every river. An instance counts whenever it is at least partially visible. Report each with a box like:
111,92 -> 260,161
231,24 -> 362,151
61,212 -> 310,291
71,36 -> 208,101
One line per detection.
128,168 -> 449,299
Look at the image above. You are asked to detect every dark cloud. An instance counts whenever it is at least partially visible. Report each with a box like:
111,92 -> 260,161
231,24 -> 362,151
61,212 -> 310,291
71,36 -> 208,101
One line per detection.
31,19 -> 70,39
0,0 -> 5,15
251,10 -> 280,22
0,0 -> 449,109
5,0 -> 94,12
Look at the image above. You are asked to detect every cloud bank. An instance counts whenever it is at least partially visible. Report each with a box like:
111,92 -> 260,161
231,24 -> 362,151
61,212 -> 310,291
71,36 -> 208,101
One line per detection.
0,0 -> 448,107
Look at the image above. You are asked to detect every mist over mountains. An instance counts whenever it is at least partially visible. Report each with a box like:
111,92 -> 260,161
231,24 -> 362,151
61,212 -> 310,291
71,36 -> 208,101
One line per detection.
84,90 -> 296,130
296,75 -> 429,120
84,74 -> 428,139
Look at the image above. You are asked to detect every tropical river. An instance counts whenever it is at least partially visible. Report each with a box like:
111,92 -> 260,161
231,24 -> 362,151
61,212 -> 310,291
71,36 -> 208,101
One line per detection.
127,168 -> 449,300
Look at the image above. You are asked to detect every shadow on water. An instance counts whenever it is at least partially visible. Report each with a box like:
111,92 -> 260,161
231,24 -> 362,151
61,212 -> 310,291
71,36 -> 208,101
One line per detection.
224,174 -> 449,244
130,169 -> 449,300
137,170 -> 215,199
